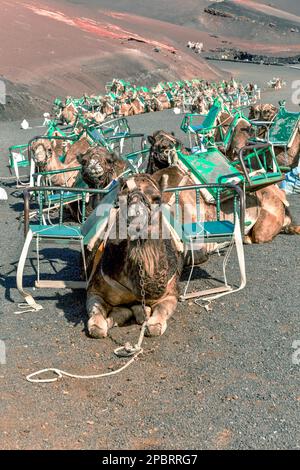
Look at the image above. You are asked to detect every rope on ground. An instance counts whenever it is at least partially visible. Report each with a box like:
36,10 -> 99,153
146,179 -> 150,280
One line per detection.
26,323 -> 147,384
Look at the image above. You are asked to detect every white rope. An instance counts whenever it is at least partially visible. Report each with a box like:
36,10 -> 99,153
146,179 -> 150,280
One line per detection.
26,323 -> 147,383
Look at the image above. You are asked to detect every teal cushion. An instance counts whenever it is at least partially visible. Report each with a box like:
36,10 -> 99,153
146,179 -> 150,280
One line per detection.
30,224 -> 82,238
182,221 -> 234,240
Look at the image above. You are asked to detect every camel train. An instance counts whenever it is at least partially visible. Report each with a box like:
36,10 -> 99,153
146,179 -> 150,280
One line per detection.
52,78 -> 259,127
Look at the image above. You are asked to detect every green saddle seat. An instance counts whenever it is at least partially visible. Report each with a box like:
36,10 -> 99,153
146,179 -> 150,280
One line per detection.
178,148 -> 243,199
268,106 -> 300,146
30,224 -> 82,239
181,100 -> 222,134
182,221 -> 235,243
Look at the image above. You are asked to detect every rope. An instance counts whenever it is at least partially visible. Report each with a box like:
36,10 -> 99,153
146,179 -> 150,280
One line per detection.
26,323 -> 147,383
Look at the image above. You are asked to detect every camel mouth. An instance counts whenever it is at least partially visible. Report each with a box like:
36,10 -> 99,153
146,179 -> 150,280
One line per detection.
88,160 -> 104,176
32,151 -> 47,164
124,194 -> 154,240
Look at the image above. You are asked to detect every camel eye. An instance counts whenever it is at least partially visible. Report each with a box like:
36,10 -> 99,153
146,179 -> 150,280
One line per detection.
152,195 -> 161,204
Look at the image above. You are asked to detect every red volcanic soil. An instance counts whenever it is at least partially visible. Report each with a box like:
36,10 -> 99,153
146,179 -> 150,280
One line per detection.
0,0 -> 227,119
1,0 -> 299,120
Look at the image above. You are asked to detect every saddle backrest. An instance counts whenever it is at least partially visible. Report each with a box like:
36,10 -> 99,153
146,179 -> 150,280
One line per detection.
201,100 -> 222,130
269,104 -> 300,147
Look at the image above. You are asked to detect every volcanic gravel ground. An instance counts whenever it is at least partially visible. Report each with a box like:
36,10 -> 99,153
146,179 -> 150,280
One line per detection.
0,110 -> 299,450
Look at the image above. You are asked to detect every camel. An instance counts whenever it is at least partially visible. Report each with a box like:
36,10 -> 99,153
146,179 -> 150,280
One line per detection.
190,95 -> 209,114
60,101 -> 78,125
82,110 -> 106,125
152,93 -> 172,111
221,105 -> 300,169
84,159 -> 299,340
146,130 -> 300,244
99,97 -> 116,117
77,146 -> 126,189
31,135 -> 91,186
86,173 -> 183,339
249,103 -> 278,122
115,94 -> 145,116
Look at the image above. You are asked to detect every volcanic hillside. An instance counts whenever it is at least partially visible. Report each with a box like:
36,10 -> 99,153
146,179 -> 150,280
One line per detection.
0,0 -> 224,120
1,0 -> 300,120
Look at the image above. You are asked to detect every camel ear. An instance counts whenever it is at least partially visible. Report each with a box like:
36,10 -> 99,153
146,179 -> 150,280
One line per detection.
148,135 -> 155,145
159,174 -> 169,192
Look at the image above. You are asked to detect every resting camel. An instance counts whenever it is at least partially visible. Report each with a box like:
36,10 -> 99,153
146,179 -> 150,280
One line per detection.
191,95 -> 209,114
216,106 -> 300,169
60,101 -> 78,125
86,173 -> 183,338
77,146 -> 125,189
147,130 -> 300,244
31,135 -> 91,186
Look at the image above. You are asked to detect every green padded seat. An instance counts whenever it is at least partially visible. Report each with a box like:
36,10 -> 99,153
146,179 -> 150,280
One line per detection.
268,106 -> 300,146
181,103 -> 221,134
178,149 -> 243,198
182,221 -> 235,243
30,224 -> 82,239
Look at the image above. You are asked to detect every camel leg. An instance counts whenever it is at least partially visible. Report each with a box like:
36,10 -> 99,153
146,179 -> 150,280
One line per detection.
131,305 -> 151,325
244,234 -> 253,245
109,307 -> 134,327
251,208 -> 283,243
86,292 -> 112,339
146,295 -> 178,337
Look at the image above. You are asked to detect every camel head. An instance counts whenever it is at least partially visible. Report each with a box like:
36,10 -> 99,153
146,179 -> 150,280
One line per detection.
249,104 -> 278,122
31,139 -> 54,168
77,147 -> 122,189
118,174 -> 167,241
147,130 -> 184,173
261,104 -> 278,122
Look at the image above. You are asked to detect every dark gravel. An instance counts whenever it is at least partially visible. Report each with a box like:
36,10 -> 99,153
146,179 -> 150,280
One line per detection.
0,111 -> 299,450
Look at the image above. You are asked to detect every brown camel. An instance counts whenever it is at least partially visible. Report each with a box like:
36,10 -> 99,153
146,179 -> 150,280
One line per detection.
216,108 -> 300,169
31,135 -> 91,186
77,146 -> 126,189
60,101 -> 78,125
86,173 -> 183,338
147,131 -> 300,244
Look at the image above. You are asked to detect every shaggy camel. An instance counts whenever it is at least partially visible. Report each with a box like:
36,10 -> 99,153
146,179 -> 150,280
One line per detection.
86,173 -> 183,339
84,164 -> 298,339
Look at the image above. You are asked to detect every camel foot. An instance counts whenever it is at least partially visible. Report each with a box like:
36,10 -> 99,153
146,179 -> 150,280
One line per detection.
145,317 -> 167,337
88,314 -> 111,339
244,235 -> 253,245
